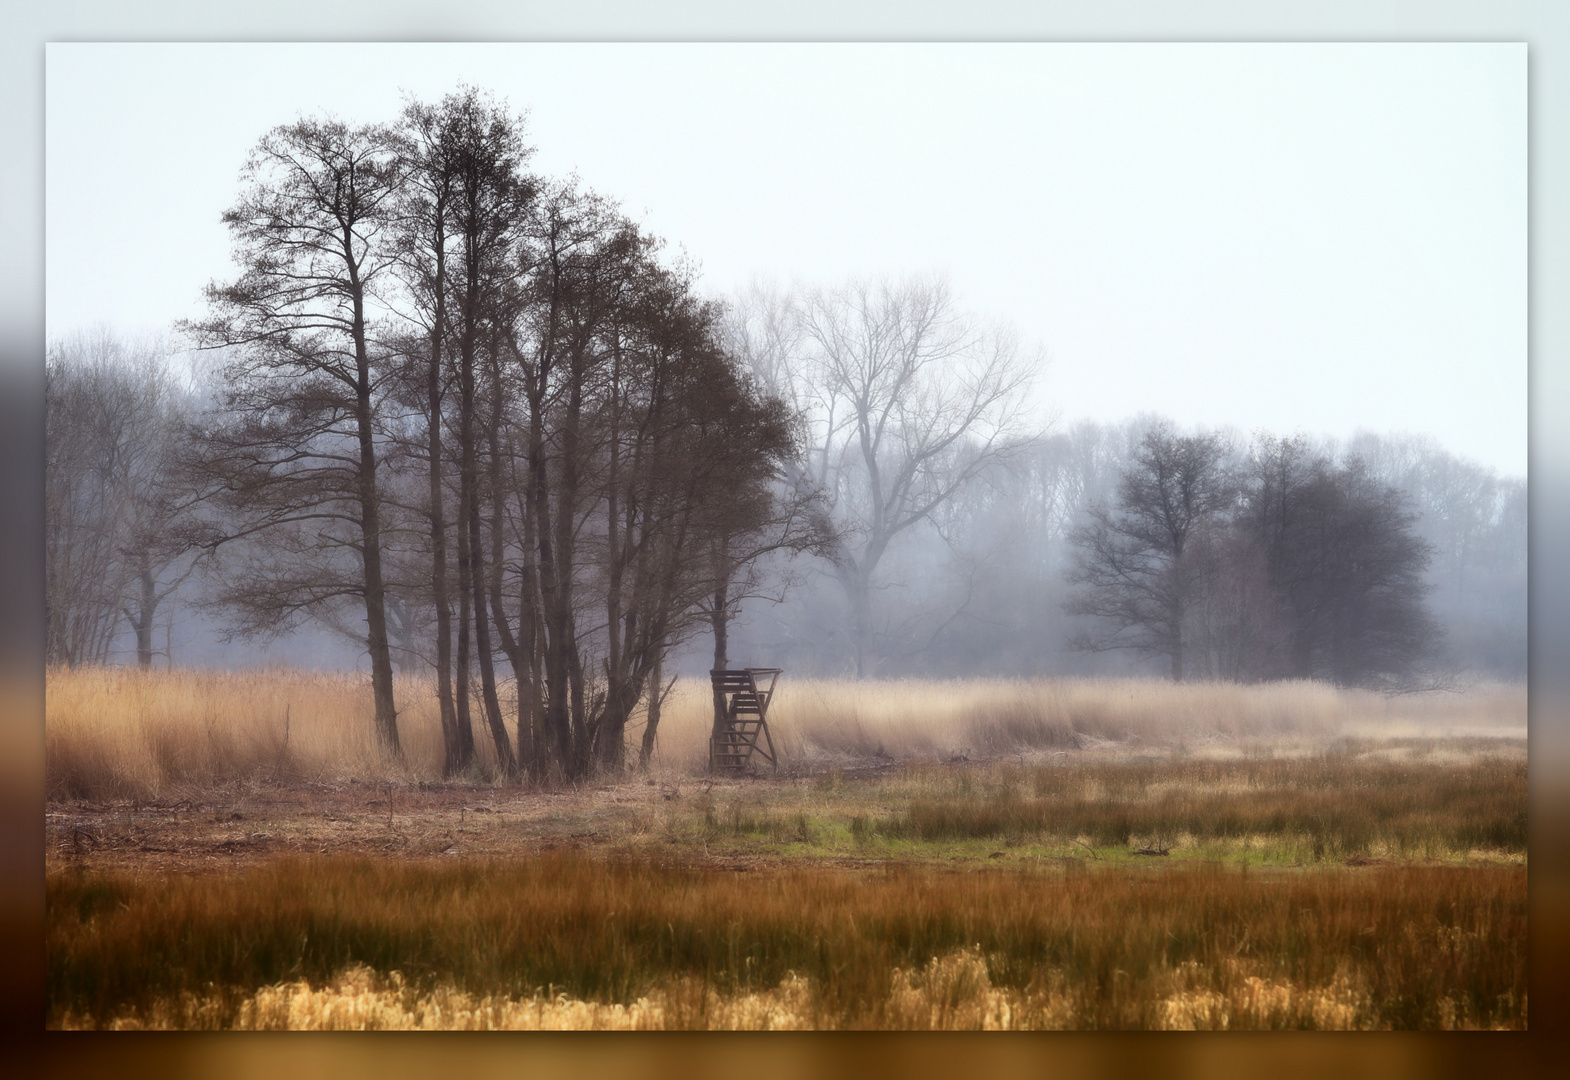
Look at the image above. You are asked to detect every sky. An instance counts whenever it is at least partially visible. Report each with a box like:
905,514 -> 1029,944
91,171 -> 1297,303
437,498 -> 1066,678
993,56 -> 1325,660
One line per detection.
45,42 -> 1526,475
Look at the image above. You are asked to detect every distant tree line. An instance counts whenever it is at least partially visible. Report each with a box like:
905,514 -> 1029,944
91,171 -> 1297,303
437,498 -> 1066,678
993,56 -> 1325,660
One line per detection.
44,333 -> 208,670
1065,425 -> 1439,686
714,416 -> 1522,688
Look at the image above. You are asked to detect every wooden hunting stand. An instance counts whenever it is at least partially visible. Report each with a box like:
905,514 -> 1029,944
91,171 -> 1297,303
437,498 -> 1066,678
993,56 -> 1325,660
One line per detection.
709,667 -> 781,774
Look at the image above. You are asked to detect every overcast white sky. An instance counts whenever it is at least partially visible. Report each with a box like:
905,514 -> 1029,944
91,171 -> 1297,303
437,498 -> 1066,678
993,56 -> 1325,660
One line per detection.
45,42 -> 1525,475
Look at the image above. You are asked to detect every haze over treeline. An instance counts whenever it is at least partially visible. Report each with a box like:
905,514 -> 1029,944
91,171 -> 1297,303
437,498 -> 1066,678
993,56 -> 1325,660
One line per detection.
44,89 -> 1524,772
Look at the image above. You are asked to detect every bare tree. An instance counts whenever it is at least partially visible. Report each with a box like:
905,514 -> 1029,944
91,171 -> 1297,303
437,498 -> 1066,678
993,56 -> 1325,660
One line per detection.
114,362 -> 208,669
45,333 -> 205,668
415,88 -> 535,779
46,337 -> 135,667
701,287 -> 838,734
389,95 -> 470,774
745,275 -> 1042,677
594,269 -> 800,769
1347,431 -> 1525,676
1238,435 -> 1439,686
1065,424 -> 1235,681
185,117 -> 407,752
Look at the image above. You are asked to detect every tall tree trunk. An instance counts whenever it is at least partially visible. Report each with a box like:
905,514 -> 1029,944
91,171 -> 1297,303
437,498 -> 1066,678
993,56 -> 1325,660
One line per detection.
639,652 -> 667,771
455,555 -> 471,769
454,481 -> 477,769
488,403 -> 534,776
527,600 -> 546,777
512,465 -> 547,780
356,424 -> 399,752
458,312 -> 516,776
347,262 -> 399,754
469,498 -> 517,776
601,369 -> 625,773
842,565 -> 873,680
426,262 -> 462,775
133,563 -> 155,669
553,363 -> 589,776
598,676 -> 639,772
531,403 -> 575,778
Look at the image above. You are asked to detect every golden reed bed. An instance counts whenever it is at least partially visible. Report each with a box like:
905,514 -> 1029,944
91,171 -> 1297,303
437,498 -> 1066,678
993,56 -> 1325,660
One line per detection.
45,666 -> 1525,799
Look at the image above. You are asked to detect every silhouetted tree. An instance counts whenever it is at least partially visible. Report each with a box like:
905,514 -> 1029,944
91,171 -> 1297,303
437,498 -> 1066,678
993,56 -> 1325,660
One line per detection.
185,117 -> 407,752
1239,435 -> 1439,686
388,95 -> 469,774
1065,424 -> 1234,681
595,271 -> 801,769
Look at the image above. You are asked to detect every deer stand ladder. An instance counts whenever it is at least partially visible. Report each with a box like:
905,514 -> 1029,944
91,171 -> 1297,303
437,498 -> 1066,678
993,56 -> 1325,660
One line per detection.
709,668 -> 781,774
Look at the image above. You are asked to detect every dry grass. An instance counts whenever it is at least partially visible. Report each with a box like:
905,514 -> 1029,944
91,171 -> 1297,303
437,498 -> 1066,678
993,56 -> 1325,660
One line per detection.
47,668 -> 451,799
723,677 -> 1523,765
45,667 -> 1527,799
48,853 -> 1526,1030
875,755 -> 1527,858
40,750 -> 1526,873
44,668 -> 1527,1031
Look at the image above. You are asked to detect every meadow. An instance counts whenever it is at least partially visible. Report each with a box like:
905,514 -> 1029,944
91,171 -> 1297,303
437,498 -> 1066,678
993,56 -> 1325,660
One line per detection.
44,667 -> 1528,1030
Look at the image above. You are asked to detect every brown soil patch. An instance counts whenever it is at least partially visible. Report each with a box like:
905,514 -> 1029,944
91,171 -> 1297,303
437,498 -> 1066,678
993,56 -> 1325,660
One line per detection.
44,774 -> 808,874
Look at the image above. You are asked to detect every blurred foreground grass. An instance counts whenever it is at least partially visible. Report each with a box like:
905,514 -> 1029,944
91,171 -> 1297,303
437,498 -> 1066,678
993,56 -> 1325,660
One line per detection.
49,854 -> 1525,1030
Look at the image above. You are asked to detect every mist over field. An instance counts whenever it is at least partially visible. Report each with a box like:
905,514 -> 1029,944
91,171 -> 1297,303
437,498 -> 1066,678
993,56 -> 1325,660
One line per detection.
41,44 -> 1526,1032
56,383 -> 1527,689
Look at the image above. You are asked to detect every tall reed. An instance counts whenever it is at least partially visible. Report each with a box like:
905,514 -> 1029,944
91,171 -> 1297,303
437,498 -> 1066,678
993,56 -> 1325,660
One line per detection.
45,666 -> 1526,799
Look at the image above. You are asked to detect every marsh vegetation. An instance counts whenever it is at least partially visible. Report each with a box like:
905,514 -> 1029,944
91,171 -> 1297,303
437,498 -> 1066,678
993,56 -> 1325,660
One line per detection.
45,668 -> 1526,1030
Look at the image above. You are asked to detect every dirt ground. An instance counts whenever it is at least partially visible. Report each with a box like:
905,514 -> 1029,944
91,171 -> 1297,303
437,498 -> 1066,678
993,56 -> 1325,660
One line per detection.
43,763 -> 910,875
48,738 -> 1527,877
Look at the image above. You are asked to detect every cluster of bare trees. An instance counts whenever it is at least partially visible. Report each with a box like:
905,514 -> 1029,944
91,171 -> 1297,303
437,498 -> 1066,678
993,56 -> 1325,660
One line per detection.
181,91 -> 811,778
712,413 -> 1519,686
1065,424 -> 1441,686
44,332 -> 206,669
44,92 -> 1045,770
713,284 -> 1513,689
